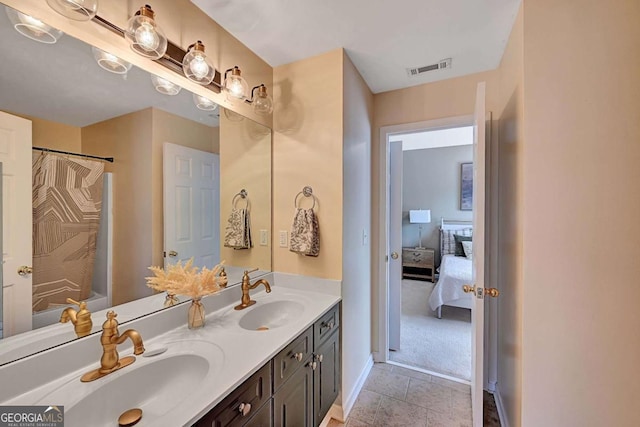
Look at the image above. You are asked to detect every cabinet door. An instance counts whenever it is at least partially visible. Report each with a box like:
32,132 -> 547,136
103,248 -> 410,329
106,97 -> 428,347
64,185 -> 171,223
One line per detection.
243,399 -> 272,427
314,331 -> 340,426
273,358 -> 314,427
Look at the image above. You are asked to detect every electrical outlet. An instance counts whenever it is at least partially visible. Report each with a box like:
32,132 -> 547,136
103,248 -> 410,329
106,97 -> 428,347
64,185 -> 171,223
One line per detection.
260,229 -> 268,246
279,230 -> 288,248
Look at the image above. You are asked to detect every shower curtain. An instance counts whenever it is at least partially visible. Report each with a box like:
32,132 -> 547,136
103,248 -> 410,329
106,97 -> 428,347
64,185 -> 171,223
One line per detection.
32,152 -> 104,312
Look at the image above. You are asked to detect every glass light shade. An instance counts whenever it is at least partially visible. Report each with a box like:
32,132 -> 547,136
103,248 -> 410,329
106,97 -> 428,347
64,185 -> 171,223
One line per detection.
224,67 -> 248,101
193,94 -> 218,111
124,6 -> 167,59
253,86 -> 273,116
151,75 -> 181,96
182,42 -> 215,85
46,0 -> 98,21
91,46 -> 132,75
5,7 -> 63,44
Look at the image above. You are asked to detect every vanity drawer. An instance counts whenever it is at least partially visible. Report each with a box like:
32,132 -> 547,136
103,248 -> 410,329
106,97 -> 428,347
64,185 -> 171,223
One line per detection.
314,303 -> 340,349
196,362 -> 272,427
273,326 -> 313,392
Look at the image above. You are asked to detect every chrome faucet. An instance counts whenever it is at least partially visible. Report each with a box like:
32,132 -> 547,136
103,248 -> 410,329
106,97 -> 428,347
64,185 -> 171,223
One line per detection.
59,298 -> 93,338
80,311 -> 145,382
234,268 -> 271,310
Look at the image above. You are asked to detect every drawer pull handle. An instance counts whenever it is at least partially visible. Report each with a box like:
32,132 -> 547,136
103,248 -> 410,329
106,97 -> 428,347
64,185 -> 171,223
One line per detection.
238,402 -> 251,417
315,354 -> 323,363
322,320 -> 335,330
293,352 -> 304,362
308,361 -> 318,370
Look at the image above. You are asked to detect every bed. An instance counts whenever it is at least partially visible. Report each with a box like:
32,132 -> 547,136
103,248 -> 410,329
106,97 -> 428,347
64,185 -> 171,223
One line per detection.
428,219 -> 473,319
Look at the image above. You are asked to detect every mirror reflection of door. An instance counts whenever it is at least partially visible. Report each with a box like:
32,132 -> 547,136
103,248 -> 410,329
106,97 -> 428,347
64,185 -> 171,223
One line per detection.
163,142 -> 220,269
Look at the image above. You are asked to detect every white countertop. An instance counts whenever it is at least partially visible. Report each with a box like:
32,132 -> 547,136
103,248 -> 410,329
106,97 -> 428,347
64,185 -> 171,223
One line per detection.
0,274 -> 341,426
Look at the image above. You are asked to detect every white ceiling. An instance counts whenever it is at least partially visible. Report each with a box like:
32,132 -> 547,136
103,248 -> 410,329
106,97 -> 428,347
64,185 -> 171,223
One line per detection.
391,126 -> 473,151
191,0 -> 521,93
0,8 -> 219,128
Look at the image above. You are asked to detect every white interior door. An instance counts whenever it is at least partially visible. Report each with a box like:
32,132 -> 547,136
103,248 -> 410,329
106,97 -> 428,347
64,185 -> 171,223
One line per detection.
0,112 -> 32,337
389,141 -> 403,351
471,82 -> 486,425
163,142 -> 220,269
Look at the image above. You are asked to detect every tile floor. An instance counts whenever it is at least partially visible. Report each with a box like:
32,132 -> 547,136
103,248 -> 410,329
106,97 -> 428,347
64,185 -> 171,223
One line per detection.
328,363 -> 472,427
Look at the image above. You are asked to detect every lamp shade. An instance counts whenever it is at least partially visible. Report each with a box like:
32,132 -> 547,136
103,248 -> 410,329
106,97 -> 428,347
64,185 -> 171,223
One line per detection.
409,209 -> 431,224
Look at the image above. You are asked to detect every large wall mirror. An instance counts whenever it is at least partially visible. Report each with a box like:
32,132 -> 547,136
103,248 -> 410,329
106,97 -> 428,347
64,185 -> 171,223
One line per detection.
0,5 -> 272,365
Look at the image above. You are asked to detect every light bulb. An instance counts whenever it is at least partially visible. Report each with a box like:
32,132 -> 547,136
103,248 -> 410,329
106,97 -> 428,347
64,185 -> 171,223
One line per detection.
229,79 -> 245,98
189,55 -> 210,79
151,75 -> 181,96
224,66 -> 248,101
193,94 -> 218,111
135,22 -> 159,52
92,46 -> 132,75
5,6 -> 63,44
46,0 -> 98,21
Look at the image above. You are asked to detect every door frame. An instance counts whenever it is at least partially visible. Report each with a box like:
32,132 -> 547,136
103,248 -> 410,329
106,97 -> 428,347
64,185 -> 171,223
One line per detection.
374,114 -> 497,383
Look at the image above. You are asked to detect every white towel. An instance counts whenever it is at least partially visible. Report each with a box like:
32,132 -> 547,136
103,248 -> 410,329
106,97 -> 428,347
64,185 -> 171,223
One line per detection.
289,208 -> 320,257
224,208 -> 252,249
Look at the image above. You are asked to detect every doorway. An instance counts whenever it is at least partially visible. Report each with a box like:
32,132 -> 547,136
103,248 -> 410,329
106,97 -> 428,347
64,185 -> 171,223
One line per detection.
388,126 -> 475,382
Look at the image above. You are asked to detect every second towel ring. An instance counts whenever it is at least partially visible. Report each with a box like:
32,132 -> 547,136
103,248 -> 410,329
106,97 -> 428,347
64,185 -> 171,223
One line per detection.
294,186 -> 317,210
232,189 -> 249,209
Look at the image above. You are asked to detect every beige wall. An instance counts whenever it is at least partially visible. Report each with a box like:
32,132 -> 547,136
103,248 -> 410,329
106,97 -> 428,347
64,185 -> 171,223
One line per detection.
4,0 -> 273,128
150,108 -> 219,268
371,70 -> 498,350
81,109 -> 154,306
5,112 -> 81,152
272,49 -> 344,279
341,51 -> 373,411
495,5 -> 524,426
521,1 -> 640,425
219,113 -> 271,270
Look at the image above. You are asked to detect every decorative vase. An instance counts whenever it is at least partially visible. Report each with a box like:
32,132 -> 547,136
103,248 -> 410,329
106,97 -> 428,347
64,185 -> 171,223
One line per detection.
164,293 -> 179,307
188,297 -> 205,329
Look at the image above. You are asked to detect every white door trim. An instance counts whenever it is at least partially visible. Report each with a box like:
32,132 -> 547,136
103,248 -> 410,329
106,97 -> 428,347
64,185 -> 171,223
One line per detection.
376,115 -> 474,363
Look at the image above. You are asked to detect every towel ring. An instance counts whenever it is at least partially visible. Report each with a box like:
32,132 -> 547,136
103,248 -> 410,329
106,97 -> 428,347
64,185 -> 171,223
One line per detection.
232,189 -> 249,209
294,185 -> 317,210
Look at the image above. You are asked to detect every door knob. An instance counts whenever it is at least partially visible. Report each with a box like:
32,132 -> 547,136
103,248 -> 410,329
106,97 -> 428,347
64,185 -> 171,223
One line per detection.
168,250 -> 178,257
390,252 -> 399,260
462,284 -> 476,295
485,288 -> 500,298
17,266 -> 33,276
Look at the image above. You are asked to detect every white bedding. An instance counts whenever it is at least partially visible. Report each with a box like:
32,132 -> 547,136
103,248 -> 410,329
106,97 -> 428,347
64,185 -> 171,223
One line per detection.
429,254 -> 473,312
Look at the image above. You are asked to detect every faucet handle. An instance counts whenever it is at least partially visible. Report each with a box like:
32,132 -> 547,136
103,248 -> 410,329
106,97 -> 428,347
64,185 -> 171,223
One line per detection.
244,267 -> 259,276
66,298 -> 81,307
102,310 -> 119,329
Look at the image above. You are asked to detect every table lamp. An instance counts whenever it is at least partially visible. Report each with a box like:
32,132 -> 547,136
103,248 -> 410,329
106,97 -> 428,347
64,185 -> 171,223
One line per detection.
409,209 -> 431,249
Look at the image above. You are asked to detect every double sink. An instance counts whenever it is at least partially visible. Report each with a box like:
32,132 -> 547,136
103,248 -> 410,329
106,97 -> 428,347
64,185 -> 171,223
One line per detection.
5,288 -> 322,426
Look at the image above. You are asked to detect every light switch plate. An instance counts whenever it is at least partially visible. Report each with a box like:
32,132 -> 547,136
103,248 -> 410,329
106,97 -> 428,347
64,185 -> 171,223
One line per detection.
279,230 -> 288,248
260,229 -> 268,246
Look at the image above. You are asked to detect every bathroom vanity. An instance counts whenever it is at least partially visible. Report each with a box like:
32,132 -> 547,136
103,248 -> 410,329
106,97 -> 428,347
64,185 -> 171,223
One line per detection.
0,274 -> 342,427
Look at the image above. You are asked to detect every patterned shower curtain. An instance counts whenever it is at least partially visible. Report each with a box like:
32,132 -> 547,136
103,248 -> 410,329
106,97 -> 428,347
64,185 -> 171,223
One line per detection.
32,152 -> 104,313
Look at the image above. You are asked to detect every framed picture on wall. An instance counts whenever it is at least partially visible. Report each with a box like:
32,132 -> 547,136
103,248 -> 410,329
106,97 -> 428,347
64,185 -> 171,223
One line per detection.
460,162 -> 473,211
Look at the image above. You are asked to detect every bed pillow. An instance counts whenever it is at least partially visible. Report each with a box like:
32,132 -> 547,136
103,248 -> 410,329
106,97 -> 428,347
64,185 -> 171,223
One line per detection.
441,228 -> 472,256
454,234 -> 472,256
461,241 -> 473,260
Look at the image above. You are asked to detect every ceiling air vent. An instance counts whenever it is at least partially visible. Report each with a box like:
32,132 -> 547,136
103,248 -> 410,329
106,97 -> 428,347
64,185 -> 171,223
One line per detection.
407,58 -> 452,77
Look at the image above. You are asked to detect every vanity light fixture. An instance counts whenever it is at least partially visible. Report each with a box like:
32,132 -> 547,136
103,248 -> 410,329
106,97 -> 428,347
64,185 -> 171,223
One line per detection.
223,66 -> 249,101
124,4 -> 167,60
91,46 -> 132,75
5,6 -> 63,44
182,41 -> 216,85
46,0 -> 99,21
151,75 -> 181,96
193,94 -> 218,111
246,84 -> 273,116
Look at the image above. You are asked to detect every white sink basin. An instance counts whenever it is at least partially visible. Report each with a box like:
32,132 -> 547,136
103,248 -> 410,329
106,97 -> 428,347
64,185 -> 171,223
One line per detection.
36,340 -> 223,426
239,301 -> 305,331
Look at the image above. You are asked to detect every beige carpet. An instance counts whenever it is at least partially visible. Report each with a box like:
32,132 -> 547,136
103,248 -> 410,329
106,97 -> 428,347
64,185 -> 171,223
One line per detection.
389,279 -> 472,380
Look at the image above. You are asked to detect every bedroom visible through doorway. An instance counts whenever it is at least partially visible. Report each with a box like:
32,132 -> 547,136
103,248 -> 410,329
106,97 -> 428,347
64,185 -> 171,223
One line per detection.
388,125 -> 474,382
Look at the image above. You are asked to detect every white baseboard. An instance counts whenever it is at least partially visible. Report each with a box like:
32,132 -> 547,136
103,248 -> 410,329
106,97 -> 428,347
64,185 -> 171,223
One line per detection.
485,379 -> 497,393
493,384 -> 510,427
372,351 -> 383,363
341,354 -> 374,420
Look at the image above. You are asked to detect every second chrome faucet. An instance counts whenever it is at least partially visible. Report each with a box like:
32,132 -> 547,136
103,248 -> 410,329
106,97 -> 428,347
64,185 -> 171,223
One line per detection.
234,268 -> 271,310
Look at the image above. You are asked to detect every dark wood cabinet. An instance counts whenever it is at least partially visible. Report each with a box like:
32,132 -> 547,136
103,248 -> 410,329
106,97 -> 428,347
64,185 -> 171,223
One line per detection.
313,328 -> 340,426
195,302 -> 340,427
273,357 -> 314,427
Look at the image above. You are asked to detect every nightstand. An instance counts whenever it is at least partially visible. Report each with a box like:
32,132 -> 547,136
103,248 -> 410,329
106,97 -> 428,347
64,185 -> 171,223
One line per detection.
402,247 -> 435,282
